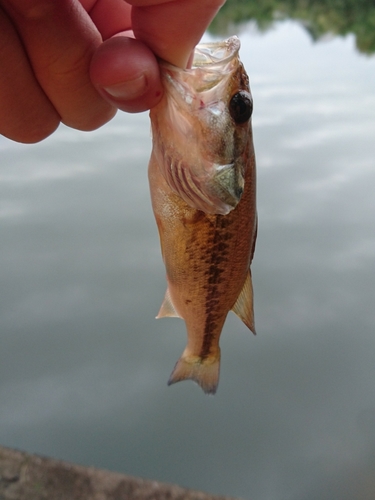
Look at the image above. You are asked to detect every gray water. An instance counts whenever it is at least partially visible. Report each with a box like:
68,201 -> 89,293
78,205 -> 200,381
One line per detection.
1,21 -> 375,500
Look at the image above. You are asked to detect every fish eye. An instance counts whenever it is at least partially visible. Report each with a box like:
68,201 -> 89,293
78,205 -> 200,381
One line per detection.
229,91 -> 253,124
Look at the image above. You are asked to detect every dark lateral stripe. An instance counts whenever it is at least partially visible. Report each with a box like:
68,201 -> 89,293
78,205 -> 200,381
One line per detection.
199,216 -> 232,360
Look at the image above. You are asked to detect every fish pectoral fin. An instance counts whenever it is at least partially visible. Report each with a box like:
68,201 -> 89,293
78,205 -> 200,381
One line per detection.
156,288 -> 181,319
232,270 -> 256,335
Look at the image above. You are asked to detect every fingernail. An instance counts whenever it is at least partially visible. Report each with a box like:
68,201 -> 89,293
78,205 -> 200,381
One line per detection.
103,74 -> 147,99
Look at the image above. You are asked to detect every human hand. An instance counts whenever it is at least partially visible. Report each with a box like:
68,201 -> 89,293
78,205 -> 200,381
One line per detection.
0,0 -> 224,143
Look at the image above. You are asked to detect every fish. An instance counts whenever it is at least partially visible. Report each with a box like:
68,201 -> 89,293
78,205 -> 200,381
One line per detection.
148,36 -> 257,394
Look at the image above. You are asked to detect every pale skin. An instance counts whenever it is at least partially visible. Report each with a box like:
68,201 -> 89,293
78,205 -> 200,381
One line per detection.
0,0 -> 225,143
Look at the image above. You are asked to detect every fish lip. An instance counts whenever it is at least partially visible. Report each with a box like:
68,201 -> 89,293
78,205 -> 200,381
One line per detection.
158,37 -> 241,96
160,36 -> 241,71
191,37 -> 241,68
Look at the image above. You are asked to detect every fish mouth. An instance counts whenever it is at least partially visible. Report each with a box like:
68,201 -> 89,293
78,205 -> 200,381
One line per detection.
160,37 -> 241,94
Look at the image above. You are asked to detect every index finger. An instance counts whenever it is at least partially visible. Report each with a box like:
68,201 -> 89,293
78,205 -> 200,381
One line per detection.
129,0 -> 226,67
4,0 -> 115,130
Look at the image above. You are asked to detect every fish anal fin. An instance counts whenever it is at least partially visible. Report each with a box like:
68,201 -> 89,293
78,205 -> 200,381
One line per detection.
168,349 -> 221,395
232,270 -> 256,335
156,288 -> 181,319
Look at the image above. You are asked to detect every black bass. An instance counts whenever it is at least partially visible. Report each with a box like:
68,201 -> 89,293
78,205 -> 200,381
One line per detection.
149,36 -> 257,394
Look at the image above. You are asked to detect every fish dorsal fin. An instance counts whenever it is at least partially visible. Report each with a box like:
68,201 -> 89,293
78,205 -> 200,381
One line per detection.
156,288 -> 181,319
232,270 -> 256,335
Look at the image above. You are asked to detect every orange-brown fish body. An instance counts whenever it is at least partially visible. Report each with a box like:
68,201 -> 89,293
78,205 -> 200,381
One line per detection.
149,37 -> 257,394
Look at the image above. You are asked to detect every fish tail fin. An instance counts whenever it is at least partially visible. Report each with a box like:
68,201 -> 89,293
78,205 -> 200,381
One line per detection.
168,348 -> 221,395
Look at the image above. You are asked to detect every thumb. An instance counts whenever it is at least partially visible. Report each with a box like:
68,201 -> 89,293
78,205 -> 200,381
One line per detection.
130,0 -> 225,68
90,35 -> 163,113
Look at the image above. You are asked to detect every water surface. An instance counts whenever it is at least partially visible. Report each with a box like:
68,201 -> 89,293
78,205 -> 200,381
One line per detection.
1,20 -> 375,500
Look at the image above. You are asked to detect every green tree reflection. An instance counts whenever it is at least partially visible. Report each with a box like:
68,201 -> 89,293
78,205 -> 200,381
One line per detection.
210,0 -> 375,54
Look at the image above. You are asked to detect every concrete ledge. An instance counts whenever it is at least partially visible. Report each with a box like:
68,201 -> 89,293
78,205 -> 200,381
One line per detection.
0,445 -> 241,500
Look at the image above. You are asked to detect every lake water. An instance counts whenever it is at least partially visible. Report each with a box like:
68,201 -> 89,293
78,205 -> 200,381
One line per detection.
1,20 -> 375,500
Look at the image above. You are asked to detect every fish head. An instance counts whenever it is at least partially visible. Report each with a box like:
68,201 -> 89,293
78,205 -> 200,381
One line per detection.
150,36 -> 254,215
